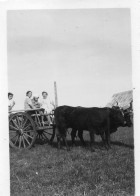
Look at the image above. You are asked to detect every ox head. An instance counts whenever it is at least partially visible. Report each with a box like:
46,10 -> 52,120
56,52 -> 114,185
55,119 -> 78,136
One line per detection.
112,100 -> 132,127
111,107 -> 125,127
121,109 -> 133,127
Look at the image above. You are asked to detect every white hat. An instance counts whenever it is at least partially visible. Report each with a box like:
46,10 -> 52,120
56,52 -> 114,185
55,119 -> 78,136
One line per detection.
33,94 -> 39,98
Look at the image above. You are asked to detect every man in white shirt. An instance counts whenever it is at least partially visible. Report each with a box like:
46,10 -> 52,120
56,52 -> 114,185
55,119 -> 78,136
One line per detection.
40,91 -> 54,125
8,92 -> 15,111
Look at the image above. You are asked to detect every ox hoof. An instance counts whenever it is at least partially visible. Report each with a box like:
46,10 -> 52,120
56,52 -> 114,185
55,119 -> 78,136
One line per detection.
63,146 -> 70,151
71,143 -> 76,147
105,145 -> 111,151
90,148 -> 95,152
66,146 -> 70,151
82,143 -> 86,147
105,146 -> 109,151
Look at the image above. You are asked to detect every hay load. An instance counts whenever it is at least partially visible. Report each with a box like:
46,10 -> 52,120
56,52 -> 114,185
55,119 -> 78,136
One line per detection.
106,90 -> 133,110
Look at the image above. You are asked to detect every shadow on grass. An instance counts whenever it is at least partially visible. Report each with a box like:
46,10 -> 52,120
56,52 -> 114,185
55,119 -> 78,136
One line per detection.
35,139 -> 48,145
34,137 -> 134,151
51,139 -> 134,150
49,140 -> 108,151
110,141 -> 134,149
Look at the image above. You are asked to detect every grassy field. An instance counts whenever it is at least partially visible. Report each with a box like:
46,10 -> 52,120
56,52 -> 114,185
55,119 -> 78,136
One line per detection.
10,127 -> 134,196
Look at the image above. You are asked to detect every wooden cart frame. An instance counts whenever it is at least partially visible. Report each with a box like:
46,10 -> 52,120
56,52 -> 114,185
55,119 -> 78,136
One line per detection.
9,108 -> 55,149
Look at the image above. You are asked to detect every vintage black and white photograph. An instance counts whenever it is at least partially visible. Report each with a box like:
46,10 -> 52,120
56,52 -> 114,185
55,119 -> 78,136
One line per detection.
8,8 -> 134,196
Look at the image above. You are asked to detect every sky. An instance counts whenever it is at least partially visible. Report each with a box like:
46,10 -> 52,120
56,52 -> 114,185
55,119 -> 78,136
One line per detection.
7,9 -> 132,110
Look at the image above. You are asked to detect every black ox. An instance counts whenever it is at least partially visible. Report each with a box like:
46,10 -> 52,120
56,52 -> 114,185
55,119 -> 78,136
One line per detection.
54,105 -> 131,151
71,106 -> 132,147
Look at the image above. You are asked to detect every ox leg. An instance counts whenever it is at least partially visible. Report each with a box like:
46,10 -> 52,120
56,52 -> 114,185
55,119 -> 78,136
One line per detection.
71,129 -> 77,146
57,136 -> 61,149
62,134 -> 70,151
78,130 -> 86,146
60,129 -> 70,151
100,132 -> 108,149
89,131 -> 95,152
56,126 -> 70,151
105,128 -> 111,150
100,132 -> 109,150
56,127 -> 65,150
56,127 -> 61,149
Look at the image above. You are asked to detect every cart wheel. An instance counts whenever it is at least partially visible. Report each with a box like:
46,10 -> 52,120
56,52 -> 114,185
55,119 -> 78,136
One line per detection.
36,125 -> 55,144
9,112 -> 37,149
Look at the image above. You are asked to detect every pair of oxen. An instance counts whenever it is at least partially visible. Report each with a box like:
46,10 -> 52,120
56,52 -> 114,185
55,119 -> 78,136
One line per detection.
54,105 -> 132,151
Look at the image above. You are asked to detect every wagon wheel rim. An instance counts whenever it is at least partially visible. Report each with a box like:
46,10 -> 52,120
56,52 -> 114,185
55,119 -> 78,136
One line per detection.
36,125 -> 55,144
9,113 -> 36,149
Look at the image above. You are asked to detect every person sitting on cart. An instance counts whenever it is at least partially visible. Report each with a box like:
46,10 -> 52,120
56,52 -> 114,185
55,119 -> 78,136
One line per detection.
8,92 -> 15,111
40,91 -> 55,126
31,94 -> 46,126
24,91 -> 35,110
31,94 -> 41,108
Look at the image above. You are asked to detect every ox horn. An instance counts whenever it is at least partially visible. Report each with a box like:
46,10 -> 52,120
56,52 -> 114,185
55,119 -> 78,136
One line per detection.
114,99 -> 119,107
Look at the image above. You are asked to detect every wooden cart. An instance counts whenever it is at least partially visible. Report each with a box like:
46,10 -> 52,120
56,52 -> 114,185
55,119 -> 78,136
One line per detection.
9,108 -> 55,149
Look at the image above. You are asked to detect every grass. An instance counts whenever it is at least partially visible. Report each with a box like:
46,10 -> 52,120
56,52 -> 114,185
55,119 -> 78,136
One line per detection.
10,127 -> 134,196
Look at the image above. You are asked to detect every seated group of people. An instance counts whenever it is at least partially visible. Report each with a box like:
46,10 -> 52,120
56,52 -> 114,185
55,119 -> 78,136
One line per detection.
8,91 -> 55,125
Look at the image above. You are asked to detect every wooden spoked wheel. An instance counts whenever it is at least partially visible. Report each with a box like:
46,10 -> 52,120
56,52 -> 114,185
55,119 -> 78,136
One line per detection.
9,112 -> 37,149
36,125 -> 55,144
